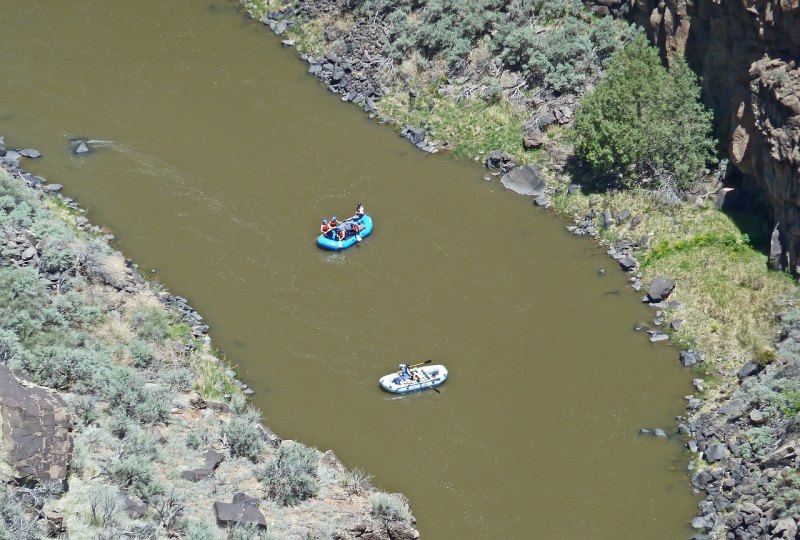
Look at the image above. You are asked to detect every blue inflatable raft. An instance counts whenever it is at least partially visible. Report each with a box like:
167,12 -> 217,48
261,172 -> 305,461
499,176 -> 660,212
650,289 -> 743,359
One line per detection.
316,215 -> 373,251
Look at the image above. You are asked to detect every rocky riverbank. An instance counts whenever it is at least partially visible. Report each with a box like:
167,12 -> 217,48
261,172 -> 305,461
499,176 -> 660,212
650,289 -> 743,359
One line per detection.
240,1 -> 800,538
0,141 -> 419,539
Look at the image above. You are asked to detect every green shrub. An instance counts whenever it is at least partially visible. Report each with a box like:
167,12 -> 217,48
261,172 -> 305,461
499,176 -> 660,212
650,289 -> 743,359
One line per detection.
0,328 -> 22,365
341,467 -> 373,498
39,242 -> 76,274
69,394 -> 98,429
102,366 -> 170,425
0,484 -> 39,540
769,470 -> 800,519
88,487 -> 121,528
120,426 -> 160,460
370,492 -> 412,523
742,426 -> 776,459
131,307 -> 171,343
226,523 -> 266,540
185,521 -> 220,540
163,365 -> 196,392
128,339 -> 154,368
260,443 -> 319,506
221,407 -> 265,463
570,35 -> 716,189
109,412 -> 135,439
113,455 -> 164,500
52,290 -> 101,327
15,344 -> 113,394
0,267 -> 49,342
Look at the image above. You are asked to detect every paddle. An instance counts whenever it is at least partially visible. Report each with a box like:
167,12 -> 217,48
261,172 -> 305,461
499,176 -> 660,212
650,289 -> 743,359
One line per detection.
409,359 -> 432,368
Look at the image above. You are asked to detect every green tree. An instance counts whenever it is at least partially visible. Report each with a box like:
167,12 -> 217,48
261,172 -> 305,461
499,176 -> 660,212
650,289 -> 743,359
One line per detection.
570,35 -> 716,189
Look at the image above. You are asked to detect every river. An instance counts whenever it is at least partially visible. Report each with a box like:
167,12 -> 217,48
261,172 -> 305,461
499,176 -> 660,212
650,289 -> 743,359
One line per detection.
0,2 -> 697,538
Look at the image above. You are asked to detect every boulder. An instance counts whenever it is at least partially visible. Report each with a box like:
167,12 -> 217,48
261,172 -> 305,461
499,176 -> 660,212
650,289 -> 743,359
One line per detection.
0,136 -> 6,157
408,128 -> 426,145
180,468 -> 214,482
616,208 -> 631,223
748,409 -> 765,424
761,439 -> 797,466
500,164 -> 546,197
18,148 -> 42,158
213,500 -> 267,530
618,256 -> 637,271
646,276 -> 675,302
679,349 -> 703,367
0,365 -> 73,484
771,517 -> 798,539
719,399 -> 746,420
522,130 -> 546,149
736,362 -> 761,380
387,521 -> 421,540
704,443 -> 727,463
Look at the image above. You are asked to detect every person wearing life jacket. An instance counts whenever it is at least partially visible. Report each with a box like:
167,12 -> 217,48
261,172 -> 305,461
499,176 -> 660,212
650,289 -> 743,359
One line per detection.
348,202 -> 365,222
320,219 -> 333,239
336,227 -> 347,241
344,220 -> 362,237
329,216 -> 340,228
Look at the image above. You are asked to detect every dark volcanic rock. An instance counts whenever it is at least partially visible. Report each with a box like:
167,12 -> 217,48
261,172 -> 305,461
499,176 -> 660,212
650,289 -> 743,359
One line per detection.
680,349 -> 704,367
704,443 -> 728,463
500,164 -> 546,196
0,365 -> 73,484
736,362 -> 761,380
213,500 -> 268,530
646,276 -> 675,302
618,255 -> 637,271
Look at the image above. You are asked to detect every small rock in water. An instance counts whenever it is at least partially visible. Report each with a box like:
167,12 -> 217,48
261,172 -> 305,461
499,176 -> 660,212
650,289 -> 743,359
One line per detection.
75,142 -> 90,155
19,148 -> 42,158
649,333 -> 669,343
654,428 -> 667,438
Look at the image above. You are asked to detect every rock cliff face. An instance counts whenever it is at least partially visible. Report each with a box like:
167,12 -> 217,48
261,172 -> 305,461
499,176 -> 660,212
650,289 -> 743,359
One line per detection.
587,0 -> 800,272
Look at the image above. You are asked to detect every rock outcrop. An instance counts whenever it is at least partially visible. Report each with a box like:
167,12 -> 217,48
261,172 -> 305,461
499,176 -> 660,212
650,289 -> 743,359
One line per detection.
585,0 -> 800,273
0,365 -> 73,485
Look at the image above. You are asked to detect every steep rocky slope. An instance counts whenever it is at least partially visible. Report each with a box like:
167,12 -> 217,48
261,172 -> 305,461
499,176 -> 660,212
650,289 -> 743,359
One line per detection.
586,0 -> 800,273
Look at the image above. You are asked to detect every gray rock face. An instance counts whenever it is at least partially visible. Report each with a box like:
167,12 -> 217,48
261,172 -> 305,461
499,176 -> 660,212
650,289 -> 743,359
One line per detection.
719,399 -> 746,420
680,349 -> 704,367
704,443 -> 727,463
768,223 -> 783,270
736,362 -> 761,380
18,148 -> 42,158
0,365 -> 73,484
500,164 -> 546,196
646,276 -> 675,302
618,255 -> 637,271
213,500 -> 267,530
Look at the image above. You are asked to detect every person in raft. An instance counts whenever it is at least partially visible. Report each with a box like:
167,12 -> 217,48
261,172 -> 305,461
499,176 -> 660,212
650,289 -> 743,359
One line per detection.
320,219 -> 334,239
329,216 -> 340,229
344,220 -> 362,238
336,227 -> 347,241
347,202 -> 365,222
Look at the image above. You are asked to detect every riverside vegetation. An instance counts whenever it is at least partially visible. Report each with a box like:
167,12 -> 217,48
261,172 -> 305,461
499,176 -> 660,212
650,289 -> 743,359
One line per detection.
0,165 -> 417,538
241,0 -> 800,537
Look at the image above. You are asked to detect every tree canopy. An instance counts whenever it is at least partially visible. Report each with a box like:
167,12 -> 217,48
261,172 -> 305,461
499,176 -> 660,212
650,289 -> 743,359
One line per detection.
570,35 -> 716,189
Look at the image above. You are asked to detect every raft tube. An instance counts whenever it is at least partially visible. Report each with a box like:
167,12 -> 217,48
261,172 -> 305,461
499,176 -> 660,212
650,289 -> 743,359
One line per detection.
316,215 -> 373,251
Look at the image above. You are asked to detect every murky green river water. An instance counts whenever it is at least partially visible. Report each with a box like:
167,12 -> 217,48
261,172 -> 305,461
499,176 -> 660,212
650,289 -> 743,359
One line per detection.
0,2 -> 697,537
